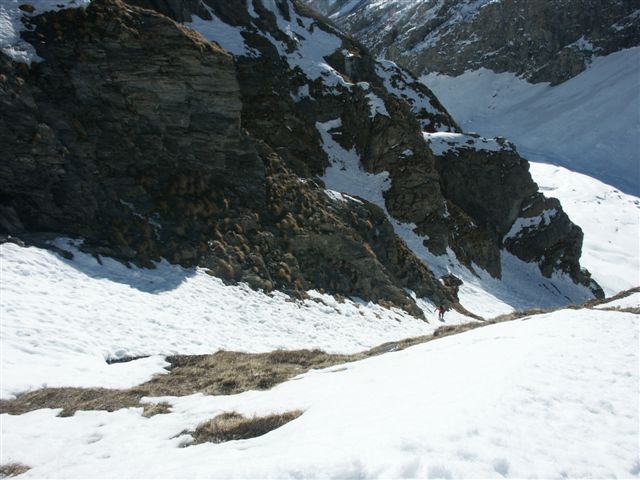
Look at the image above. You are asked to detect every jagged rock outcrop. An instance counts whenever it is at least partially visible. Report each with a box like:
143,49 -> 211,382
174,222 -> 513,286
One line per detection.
308,0 -> 640,84
0,0 -> 603,318
1,0 -> 265,262
0,0 -> 455,316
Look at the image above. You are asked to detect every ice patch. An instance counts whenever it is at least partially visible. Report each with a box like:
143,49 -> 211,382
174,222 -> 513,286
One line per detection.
423,131 -> 512,155
503,209 -> 558,240
186,8 -> 256,57
366,92 -> 390,118
318,119 -> 391,207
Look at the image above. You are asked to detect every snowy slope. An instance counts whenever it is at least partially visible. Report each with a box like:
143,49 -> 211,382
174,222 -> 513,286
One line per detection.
318,120 -> 598,318
422,47 -> 640,195
2,309 -> 637,478
0,240 -> 476,399
529,162 -> 640,296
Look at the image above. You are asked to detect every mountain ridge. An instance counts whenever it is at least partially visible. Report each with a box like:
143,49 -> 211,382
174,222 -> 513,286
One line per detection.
0,0 -> 603,319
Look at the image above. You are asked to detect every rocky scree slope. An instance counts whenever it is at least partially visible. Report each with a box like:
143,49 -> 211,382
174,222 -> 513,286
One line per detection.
0,0 -> 602,318
308,0 -> 640,84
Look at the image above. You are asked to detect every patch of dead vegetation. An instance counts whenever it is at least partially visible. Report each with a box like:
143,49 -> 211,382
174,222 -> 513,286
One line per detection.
0,463 -> 30,478
580,286 -> 639,309
0,387 -> 140,417
142,401 -> 172,418
596,306 -> 640,314
188,410 -> 303,445
0,350 -> 354,417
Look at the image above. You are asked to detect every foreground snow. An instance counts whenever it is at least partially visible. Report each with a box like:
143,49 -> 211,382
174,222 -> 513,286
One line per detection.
529,162 -> 640,296
422,47 -> 640,195
0,240 -> 477,399
2,309 -> 637,478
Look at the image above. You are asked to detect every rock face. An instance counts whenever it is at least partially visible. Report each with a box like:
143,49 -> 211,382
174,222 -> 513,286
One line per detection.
0,0 -> 454,316
0,0 -> 603,318
308,0 -> 640,84
1,0 -> 265,263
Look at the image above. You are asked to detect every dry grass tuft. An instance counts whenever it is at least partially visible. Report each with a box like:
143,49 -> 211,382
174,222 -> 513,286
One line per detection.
597,306 -> 640,314
0,463 -> 30,478
142,401 -> 172,418
0,387 -> 140,417
190,410 -> 303,444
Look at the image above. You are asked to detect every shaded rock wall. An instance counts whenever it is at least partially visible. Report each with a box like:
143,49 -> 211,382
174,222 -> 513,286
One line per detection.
117,0 -> 601,294
0,0 -> 455,316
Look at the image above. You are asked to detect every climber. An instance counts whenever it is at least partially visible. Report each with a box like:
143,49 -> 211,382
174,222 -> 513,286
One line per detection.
437,305 -> 446,322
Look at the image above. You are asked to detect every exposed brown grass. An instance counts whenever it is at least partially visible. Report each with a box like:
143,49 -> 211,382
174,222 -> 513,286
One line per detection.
189,410 -> 303,445
597,306 -> 640,314
0,387 -> 140,417
142,401 -> 172,418
3,288 -> 636,418
0,350 -> 353,417
0,463 -> 30,478
581,286 -> 639,308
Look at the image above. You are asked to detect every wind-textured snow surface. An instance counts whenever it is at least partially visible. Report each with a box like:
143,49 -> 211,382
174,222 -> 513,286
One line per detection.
422,47 -> 640,195
0,240 -> 477,399
529,162 -> 640,296
2,309 -> 637,478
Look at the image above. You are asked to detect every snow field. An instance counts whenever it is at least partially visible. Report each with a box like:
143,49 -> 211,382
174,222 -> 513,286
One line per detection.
0,240 -> 478,399
2,309 -> 637,478
422,47 -> 640,195
529,162 -> 640,296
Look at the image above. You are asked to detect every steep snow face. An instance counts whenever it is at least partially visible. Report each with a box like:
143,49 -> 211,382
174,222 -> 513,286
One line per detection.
2,309 -> 637,478
529,162 -> 640,296
423,47 -> 640,196
0,240 -> 477,399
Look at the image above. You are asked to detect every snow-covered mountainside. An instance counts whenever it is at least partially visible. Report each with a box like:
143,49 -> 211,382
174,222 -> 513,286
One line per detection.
1,1 -> 638,476
306,0 -> 640,195
1,274 -> 637,477
424,47 -> 640,195
529,162 -> 640,296
1,0 -> 603,320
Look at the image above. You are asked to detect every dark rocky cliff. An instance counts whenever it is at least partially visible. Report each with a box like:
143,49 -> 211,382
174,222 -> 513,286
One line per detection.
0,0 -> 603,319
0,0 -> 455,316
